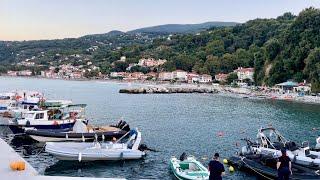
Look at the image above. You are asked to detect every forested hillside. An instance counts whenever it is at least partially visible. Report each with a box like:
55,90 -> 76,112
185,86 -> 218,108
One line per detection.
0,7 -> 319,91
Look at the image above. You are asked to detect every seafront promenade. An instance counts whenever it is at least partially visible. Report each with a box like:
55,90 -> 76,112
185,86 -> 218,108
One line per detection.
0,137 -> 125,180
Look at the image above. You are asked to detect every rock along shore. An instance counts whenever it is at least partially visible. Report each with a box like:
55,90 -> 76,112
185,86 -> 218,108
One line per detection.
119,87 -> 218,94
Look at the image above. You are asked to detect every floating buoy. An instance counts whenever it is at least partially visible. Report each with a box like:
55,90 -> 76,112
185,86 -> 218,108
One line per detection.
229,166 -> 235,172
217,131 -> 224,137
10,161 -> 25,171
223,159 -> 228,164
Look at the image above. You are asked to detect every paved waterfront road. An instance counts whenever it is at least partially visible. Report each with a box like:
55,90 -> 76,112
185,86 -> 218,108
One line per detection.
0,77 -> 320,179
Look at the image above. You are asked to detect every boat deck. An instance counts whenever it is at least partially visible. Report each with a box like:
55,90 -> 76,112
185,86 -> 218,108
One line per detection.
0,137 -> 125,180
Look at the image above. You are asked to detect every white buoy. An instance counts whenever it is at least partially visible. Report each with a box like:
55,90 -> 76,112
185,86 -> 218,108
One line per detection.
78,152 -> 82,162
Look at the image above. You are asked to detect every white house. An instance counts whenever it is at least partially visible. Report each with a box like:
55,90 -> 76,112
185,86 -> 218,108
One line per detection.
234,67 -> 254,81
199,74 -> 213,83
172,70 -> 187,81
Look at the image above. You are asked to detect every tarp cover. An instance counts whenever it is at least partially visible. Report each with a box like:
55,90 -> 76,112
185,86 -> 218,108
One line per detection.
73,120 -> 88,133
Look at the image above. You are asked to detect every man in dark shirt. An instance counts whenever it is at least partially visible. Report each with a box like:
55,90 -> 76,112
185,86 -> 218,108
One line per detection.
208,153 -> 225,180
277,148 -> 292,180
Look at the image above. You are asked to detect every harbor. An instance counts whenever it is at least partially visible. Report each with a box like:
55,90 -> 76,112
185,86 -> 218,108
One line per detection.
0,77 -> 319,179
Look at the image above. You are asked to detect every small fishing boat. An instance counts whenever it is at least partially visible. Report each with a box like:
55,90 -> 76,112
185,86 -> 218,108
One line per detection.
5,99 -> 72,119
170,154 -> 209,180
8,104 -> 87,134
45,128 -> 146,161
228,154 -> 320,179
248,127 -> 320,168
25,120 -> 130,142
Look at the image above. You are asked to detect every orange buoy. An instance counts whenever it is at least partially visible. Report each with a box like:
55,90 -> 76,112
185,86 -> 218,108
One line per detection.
10,161 -> 25,171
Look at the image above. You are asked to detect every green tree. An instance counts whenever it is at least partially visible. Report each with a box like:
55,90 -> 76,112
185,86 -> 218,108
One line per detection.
304,48 -> 320,92
226,73 -> 238,84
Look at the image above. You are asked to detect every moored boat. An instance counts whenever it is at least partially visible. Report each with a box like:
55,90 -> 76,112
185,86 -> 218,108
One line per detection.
249,127 -> 320,168
228,154 -> 320,179
170,155 -> 209,180
45,128 -> 146,161
26,120 -> 130,142
8,104 -> 87,134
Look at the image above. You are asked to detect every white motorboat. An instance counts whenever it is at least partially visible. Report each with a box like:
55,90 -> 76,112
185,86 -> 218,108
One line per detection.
243,127 -> 320,167
45,128 -> 146,161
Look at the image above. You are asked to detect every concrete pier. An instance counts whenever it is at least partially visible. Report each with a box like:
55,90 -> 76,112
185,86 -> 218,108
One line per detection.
0,138 -> 125,180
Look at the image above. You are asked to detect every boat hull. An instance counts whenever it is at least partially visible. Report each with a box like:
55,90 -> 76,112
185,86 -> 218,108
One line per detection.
9,122 -> 75,134
45,142 -> 145,161
26,129 -> 127,142
228,155 -> 320,180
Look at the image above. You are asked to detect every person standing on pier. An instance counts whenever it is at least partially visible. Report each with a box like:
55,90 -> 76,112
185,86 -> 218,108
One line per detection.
277,148 -> 292,180
208,153 -> 225,180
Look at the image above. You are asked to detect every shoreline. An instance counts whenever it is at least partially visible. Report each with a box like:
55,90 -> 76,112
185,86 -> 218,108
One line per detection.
1,75 -> 319,105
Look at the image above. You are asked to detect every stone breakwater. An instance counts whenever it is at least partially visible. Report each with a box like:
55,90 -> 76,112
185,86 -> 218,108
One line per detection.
119,87 -> 218,94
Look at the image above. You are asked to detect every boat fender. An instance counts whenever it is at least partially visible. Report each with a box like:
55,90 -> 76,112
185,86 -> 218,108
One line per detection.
229,166 -> 235,172
78,152 -> 82,162
102,134 -> 105,141
65,133 -> 68,139
223,159 -> 228,164
82,134 -> 85,142
120,152 -> 124,160
26,120 -> 30,127
53,121 -> 58,126
94,134 -> 98,141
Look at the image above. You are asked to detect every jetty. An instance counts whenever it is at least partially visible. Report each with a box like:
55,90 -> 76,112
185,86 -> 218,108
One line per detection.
0,138 -> 125,180
119,86 -> 218,94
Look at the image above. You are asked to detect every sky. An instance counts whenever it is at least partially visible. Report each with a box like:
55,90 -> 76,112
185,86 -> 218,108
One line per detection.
1,0 -> 320,41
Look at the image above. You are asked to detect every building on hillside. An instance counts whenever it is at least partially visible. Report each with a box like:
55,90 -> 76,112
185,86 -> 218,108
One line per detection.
186,72 -> 199,83
138,58 -> 167,67
293,82 -> 311,94
7,71 -> 18,76
199,74 -> 212,83
120,56 -> 126,62
70,71 -> 83,79
275,81 -> 299,92
172,70 -> 187,82
141,72 -> 158,80
234,67 -> 254,81
18,70 -> 32,76
110,72 -> 127,78
215,73 -> 228,82
125,72 -> 144,80
158,72 -> 173,81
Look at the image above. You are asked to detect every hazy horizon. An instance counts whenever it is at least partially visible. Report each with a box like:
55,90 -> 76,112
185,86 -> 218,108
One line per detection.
1,0 -> 320,41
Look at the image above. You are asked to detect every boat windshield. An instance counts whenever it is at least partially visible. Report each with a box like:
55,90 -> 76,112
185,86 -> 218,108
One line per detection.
25,113 -> 35,119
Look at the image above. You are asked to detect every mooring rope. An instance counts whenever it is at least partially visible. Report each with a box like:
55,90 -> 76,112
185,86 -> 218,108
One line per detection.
240,157 -> 274,180
34,144 -> 46,156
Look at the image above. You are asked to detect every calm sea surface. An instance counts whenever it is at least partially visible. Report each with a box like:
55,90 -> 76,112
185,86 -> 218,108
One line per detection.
0,77 -> 319,179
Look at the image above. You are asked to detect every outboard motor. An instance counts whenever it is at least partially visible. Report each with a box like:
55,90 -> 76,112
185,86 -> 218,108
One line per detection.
180,152 -> 187,161
116,120 -> 123,128
119,121 -> 130,131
